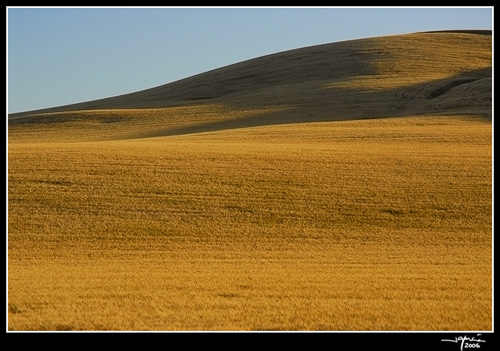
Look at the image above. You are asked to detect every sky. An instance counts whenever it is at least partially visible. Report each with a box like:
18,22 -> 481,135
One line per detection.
6,6 -> 493,114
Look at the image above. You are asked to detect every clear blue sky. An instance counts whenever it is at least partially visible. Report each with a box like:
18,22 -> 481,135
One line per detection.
7,6 -> 493,114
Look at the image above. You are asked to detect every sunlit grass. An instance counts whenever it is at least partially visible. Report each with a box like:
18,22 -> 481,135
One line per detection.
8,116 -> 492,331
7,104 -> 295,143
325,33 -> 491,90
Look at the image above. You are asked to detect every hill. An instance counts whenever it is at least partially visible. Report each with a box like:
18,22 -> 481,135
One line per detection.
8,30 -> 491,140
8,30 -> 492,331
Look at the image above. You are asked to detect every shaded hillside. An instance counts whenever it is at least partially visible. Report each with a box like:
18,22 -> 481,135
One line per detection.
8,30 -> 491,140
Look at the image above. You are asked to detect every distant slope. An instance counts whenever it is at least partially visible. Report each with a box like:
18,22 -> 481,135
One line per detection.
8,30 -> 491,141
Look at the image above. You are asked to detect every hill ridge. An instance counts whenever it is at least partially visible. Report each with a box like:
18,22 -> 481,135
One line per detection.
8,30 -> 492,141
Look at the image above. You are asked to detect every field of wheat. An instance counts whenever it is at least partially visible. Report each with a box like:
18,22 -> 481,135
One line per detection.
7,114 -> 492,331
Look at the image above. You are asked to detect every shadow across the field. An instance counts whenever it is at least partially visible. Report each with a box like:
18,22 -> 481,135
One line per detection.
128,67 -> 491,139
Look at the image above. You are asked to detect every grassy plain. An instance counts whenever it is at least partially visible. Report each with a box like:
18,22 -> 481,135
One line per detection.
8,115 -> 492,331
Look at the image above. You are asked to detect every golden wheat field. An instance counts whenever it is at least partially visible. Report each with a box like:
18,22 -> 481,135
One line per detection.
7,31 -> 492,331
8,115 -> 492,331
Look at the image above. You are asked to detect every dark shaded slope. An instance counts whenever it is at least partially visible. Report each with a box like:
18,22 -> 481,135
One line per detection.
8,38 -> 379,117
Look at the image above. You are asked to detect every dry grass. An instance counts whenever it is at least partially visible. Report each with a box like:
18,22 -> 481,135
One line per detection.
327,32 -> 492,90
8,116 -> 492,331
7,104 -> 295,142
7,31 -> 492,331
9,31 -> 491,124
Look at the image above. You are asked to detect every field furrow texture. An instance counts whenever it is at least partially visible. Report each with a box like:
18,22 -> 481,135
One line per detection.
7,116 -> 492,331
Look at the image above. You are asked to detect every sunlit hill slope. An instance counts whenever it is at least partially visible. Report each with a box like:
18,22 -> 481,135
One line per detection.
8,30 -> 491,141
